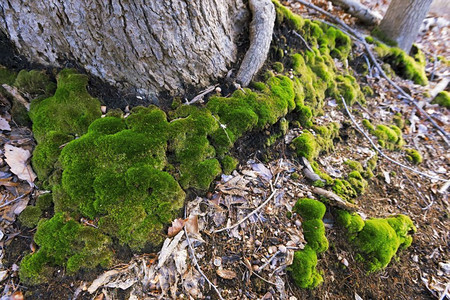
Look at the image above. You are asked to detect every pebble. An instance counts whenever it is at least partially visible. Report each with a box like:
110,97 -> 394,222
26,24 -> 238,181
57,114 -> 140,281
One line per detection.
295,220 -> 302,227
278,245 -> 287,253
213,257 -> 222,267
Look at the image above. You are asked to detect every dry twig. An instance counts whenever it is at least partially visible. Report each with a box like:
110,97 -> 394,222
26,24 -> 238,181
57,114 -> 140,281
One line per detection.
1,84 -> 30,110
214,189 -> 278,233
185,85 -> 217,105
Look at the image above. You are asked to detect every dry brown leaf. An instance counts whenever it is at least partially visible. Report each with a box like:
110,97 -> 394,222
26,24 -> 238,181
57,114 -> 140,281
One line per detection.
184,215 -> 199,236
11,291 -> 24,300
216,269 -> 237,280
4,144 -> 36,184
167,218 -> 186,237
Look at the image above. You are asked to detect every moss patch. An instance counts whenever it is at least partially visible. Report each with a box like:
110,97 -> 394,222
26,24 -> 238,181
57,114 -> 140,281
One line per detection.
405,148 -> 422,164
19,206 -> 42,228
374,42 -> 428,85
363,119 -> 405,150
337,211 -> 416,272
290,198 -> 328,288
432,91 -> 450,109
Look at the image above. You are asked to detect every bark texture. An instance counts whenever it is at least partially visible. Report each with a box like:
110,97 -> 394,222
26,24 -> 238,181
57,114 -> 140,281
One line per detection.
0,0 -> 249,101
378,0 -> 433,52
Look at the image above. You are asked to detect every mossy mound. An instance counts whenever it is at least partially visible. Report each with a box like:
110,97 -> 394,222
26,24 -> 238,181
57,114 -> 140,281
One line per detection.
431,91 -> 450,108
19,213 -> 113,285
14,69 -> 56,100
29,69 -> 102,184
373,42 -> 428,85
404,148 -> 422,164
337,211 -> 416,272
363,119 -> 405,150
18,206 -> 42,228
290,198 -> 328,288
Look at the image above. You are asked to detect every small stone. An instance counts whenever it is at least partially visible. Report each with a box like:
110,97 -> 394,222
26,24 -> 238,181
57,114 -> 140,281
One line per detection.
252,265 -> 259,271
255,240 -> 262,247
295,220 -> 302,227
101,106 -> 107,113
278,245 -> 287,253
215,87 -> 222,94
412,255 -> 419,263
213,257 -> 222,267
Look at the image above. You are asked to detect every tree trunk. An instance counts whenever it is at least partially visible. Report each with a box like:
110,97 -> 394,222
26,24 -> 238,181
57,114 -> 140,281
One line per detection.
0,0 -> 253,102
377,0 -> 433,52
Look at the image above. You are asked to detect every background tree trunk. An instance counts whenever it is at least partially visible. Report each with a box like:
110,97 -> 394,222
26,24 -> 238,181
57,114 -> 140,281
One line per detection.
377,0 -> 433,52
0,0 -> 249,102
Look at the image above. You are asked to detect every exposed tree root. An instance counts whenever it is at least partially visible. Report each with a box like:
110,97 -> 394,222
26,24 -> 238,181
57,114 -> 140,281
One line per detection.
235,0 -> 276,87
330,0 -> 382,25
295,0 -> 450,146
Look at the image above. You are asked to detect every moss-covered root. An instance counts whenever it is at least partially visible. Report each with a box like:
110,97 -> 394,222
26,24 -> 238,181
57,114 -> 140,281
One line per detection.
337,211 -> 416,272
19,213 -> 112,285
290,198 -> 328,288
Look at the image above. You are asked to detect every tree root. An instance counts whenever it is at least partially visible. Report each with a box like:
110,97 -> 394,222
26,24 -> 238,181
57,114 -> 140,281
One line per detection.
235,0 -> 276,87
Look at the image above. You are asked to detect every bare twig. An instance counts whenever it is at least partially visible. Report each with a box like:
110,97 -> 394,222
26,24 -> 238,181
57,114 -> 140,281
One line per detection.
185,85 -> 217,105
292,31 -> 313,52
1,84 -> 30,110
312,187 -> 358,211
211,115 -> 232,146
0,193 -> 29,209
295,0 -> 450,145
258,250 -> 281,272
184,208 -> 224,300
214,189 -> 278,233
341,96 -> 449,182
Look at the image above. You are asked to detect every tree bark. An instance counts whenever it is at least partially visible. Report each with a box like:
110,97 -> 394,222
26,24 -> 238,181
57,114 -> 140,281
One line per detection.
0,0 -> 252,102
377,0 -> 433,52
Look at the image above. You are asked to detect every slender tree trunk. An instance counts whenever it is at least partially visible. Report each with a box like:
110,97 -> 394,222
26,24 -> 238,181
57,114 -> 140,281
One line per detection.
0,0 -> 250,102
377,0 -> 433,52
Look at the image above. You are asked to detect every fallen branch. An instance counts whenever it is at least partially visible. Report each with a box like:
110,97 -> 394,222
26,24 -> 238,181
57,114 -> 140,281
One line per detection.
341,96 -> 448,182
214,189 -> 278,233
312,187 -> 358,211
292,31 -> 313,52
330,0 -> 382,26
185,85 -> 217,105
295,0 -> 450,145
236,0 -> 276,86
429,77 -> 450,100
1,84 -> 30,110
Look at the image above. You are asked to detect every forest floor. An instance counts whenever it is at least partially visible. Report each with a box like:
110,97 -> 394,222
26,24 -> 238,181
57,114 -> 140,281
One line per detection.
0,0 -> 449,299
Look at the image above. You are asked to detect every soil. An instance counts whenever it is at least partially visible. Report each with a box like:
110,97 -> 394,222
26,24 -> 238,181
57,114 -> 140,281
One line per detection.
1,0 -> 449,299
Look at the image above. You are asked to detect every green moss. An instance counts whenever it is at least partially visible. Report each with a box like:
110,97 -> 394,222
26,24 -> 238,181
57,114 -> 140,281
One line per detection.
362,119 -> 375,132
19,206 -> 42,228
365,36 -> 374,44
353,215 -> 416,272
344,160 -> 363,173
0,65 -> 17,85
302,219 -> 329,253
332,179 -> 357,199
405,149 -> 422,164
20,213 -> 112,284
393,114 -> 405,129
273,62 -> 284,73
432,91 -> 450,108
369,123 -> 405,150
289,246 -> 323,288
29,69 -> 101,182
336,210 -> 364,235
361,86 -> 374,97
347,171 -> 368,194
374,42 -> 427,85
289,197 -> 328,288
311,161 -> 334,185
371,27 -> 397,47
280,117 -> 289,135
14,70 -> 56,100
292,131 -> 318,160
293,198 -> 326,220
290,172 -> 300,180
221,155 -> 239,175
36,193 -> 53,210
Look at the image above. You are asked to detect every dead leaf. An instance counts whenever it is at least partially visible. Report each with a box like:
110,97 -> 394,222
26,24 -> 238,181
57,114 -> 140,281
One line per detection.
88,270 -> 120,294
168,218 -> 186,237
216,269 -> 237,280
0,117 -> 10,131
11,291 -> 24,300
185,215 -> 199,236
4,144 -> 36,184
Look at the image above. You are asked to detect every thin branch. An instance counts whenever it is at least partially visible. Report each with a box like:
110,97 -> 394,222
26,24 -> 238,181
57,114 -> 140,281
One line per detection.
292,31 -> 313,52
185,85 -> 217,105
184,207 -> 224,300
295,0 -> 450,145
0,193 -> 29,209
214,189 -> 278,233
1,84 -> 30,110
341,96 -> 448,182
257,250 -> 281,272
